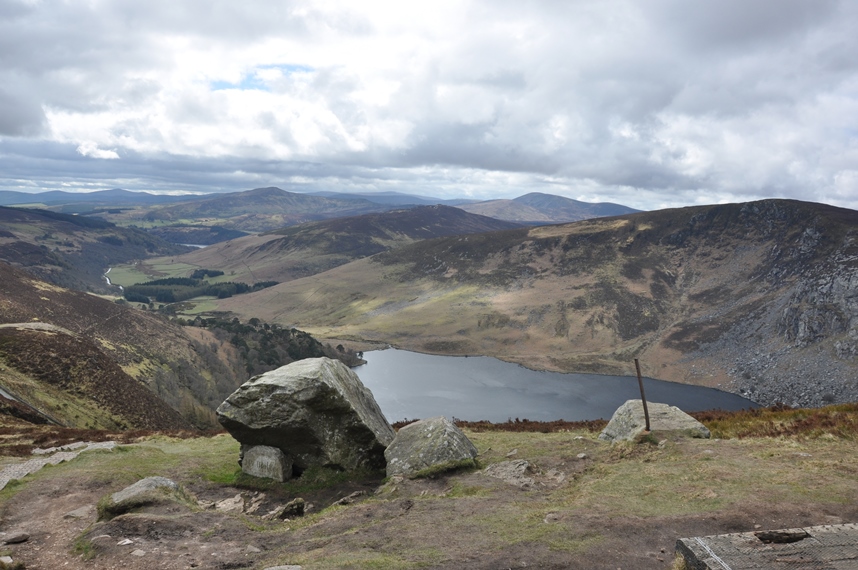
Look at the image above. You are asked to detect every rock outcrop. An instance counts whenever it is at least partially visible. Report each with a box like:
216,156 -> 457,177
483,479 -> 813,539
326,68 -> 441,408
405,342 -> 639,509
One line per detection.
217,357 -> 395,476
385,416 -> 478,478
598,399 -> 710,442
483,459 -> 535,489
99,476 -> 186,520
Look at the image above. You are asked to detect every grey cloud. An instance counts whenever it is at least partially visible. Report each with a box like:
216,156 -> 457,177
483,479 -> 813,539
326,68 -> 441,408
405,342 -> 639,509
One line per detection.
649,0 -> 839,51
0,82 -> 45,136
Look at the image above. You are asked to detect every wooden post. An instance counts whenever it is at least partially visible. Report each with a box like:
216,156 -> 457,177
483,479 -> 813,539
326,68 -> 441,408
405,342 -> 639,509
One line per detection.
634,358 -> 651,432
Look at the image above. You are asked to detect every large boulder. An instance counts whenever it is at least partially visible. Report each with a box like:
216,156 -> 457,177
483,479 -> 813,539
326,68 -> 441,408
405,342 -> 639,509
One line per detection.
217,357 -> 395,475
385,416 -> 478,478
598,399 -> 711,442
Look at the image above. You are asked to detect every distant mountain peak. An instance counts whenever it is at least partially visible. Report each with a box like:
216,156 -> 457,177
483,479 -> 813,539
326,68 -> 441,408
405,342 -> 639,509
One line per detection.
246,186 -> 289,196
458,193 -> 638,224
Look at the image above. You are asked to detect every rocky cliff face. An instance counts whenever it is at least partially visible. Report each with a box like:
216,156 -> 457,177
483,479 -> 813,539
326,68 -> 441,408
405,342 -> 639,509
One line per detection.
667,201 -> 858,407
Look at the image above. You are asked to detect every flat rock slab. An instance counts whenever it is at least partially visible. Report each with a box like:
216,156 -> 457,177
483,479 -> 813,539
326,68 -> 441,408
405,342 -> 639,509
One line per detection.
599,399 -> 710,442
0,441 -> 117,490
100,476 -> 186,520
677,523 -> 858,569
482,460 -> 535,489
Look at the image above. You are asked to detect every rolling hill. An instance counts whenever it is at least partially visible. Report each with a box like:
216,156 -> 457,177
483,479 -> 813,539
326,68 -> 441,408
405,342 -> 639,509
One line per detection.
457,192 -> 639,223
214,199 -> 858,409
0,188 -> 198,208
0,206 -> 189,292
128,205 -> 522,284
111,186 -> 402,234
308,190 -> 476,207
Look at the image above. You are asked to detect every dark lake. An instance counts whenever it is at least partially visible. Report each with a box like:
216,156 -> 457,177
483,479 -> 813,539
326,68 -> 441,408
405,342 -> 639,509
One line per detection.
353,348 -> 759,423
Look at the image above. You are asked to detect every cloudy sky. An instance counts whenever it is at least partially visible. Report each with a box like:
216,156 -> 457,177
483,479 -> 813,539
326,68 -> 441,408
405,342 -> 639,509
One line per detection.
1,0 -> 856,211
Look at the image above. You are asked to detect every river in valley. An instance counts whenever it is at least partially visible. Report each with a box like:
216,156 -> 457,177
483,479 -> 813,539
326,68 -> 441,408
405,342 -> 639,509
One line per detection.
353,348 -> 758,423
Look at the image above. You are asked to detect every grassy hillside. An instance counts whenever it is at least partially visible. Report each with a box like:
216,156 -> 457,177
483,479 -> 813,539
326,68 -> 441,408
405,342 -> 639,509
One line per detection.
0,326 -> 190,430
215,199 -> 858,409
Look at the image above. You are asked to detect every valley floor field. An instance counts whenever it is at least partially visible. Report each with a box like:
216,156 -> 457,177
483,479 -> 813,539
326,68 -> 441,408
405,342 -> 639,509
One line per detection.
1,406 -> 857,569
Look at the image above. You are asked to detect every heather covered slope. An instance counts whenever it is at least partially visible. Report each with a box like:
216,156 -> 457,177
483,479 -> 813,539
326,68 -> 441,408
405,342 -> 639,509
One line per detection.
0,262 -> 242,427
141,205 -> 522,284
0,325 -> 191,430
0,263 -> 346,428
216,199 -> 858,408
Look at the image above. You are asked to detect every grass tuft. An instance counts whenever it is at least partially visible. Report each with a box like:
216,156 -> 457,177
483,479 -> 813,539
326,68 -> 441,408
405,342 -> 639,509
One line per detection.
72,535 -> 97,561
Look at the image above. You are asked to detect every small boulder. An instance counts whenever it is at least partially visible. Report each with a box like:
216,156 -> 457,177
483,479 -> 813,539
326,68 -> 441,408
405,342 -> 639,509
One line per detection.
2,531 -> 29,545
598,399 -> 711,442
63,505 -> 95,520
385,416 -> 478,478
218,358 -> 394,475
242,445 -> 293,482
98,476 -> 186,520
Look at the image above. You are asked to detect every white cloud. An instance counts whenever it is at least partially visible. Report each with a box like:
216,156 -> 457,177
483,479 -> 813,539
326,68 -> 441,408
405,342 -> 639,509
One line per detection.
0,0 -> 856,210
76,141 -> 119,160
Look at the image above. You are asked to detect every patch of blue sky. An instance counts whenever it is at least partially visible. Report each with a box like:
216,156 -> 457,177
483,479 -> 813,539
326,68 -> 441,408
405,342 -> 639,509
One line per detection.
211,75 -> 269,91
261,64 -> 314,74
211,64 -> 314,92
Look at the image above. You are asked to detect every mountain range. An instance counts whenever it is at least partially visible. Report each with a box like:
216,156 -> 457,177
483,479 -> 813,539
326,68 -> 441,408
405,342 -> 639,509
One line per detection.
2,187 -> 858,427
0,186 -> 641,239
212,199 -> 858,409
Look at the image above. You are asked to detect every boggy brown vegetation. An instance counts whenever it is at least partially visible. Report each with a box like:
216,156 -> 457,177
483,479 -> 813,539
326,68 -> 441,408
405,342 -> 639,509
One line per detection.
691,402 -> 858,439
399,403 -> 858,439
